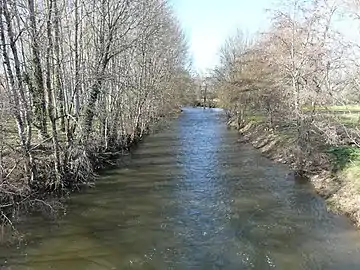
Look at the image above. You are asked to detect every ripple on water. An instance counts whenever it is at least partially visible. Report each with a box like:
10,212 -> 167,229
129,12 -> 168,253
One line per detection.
1,107 -> 360,269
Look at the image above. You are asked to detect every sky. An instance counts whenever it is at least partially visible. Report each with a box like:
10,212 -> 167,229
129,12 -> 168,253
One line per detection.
170,0 -> 273,73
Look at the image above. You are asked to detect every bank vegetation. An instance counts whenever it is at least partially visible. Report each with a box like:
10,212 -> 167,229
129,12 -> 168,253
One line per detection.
0,0 -> 194,231
213,0 -> 360,225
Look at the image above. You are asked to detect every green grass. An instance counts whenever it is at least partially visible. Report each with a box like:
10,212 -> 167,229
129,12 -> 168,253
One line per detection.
303,104 -> 360,112
337,114 -> 359,127
247,114 -> 265,123
326,105 -> 360,112
327,146 -> 360,170
302,104 -> 360,127
327,146 -> 360,191
342,163 -> 360,193
325,106 -> 360,128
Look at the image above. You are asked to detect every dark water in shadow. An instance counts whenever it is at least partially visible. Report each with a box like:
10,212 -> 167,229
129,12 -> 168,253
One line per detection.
1,107 -> 360,269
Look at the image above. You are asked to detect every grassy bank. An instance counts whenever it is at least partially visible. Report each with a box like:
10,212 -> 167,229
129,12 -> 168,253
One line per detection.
231,113 -> 360,227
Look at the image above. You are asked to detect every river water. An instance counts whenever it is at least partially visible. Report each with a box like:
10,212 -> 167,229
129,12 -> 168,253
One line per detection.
1,107 -> 360,269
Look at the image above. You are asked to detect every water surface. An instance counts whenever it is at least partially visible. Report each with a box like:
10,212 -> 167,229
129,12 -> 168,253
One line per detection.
1,107 -> 360,269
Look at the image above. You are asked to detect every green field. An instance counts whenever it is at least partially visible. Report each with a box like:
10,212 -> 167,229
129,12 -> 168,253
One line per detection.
303,105 -> 360,112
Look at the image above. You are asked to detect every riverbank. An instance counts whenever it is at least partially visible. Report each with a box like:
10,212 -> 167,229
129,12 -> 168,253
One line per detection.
4,107 -> 360,268
232,119 -> 360,227
0,111 -> 180,243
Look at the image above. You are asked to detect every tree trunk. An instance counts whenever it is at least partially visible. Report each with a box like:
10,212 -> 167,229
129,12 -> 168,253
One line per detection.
53,0 -> 65,132
28,0 -> 48,139
46,0 -> 62,187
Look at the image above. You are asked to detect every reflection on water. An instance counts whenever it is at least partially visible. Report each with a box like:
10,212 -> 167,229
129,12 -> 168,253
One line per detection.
1,107 -> 360,269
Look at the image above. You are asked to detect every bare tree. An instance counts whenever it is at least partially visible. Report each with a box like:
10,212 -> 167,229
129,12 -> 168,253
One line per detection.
0,0 -> 193,225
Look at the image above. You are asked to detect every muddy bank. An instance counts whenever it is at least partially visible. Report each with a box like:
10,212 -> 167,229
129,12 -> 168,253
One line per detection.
234,121 -> 360,227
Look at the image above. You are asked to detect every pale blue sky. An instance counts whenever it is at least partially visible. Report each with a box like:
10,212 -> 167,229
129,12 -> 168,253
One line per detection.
170,0 -> 273,73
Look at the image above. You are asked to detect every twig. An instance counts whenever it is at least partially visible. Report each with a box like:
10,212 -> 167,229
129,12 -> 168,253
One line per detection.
32,199 -> 55,214
30,137 -> 54,151
0,203 -> 13,209
0,211 -> 15,231
5,161 -> 18,179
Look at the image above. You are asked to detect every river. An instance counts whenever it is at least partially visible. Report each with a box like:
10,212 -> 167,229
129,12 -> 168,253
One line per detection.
1,107 -> 360,269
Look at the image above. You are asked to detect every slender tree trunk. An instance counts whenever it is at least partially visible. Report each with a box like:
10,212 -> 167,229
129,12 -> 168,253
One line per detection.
28,0 -> 48,139
74,0 -> 80,120
46,0 -> 62,187
53,0 -> 65,132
